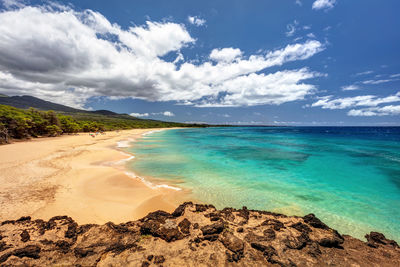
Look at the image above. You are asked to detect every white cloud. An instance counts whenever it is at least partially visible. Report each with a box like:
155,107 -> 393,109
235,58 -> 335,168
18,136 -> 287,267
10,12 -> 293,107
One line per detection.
362,78 -> 400,85
348,105 -> 400,116
0,4 -> 324,108
1,0 -> 25,8
306,33 -> 316,39
312,92 -> 400,109
295,0 -> 302,6
355,70 -> 373,76
130,111 -> 174,117
161,111 -> 175,117
341,84 -> 360,91
209,48 -> 242,63
188,16 -> 206,26
130,112 -> 149,117
312,0 -> 336,10
391,73 -> 400,78
195,68 -> 323,107
286,20 -> 299,37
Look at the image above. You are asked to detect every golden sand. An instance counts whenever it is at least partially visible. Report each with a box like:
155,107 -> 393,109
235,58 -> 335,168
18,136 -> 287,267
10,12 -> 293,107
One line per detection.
0,129 -> 187,224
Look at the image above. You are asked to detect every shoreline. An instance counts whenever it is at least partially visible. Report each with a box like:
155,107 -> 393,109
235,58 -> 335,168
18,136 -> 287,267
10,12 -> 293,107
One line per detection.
0,128 -> 190,224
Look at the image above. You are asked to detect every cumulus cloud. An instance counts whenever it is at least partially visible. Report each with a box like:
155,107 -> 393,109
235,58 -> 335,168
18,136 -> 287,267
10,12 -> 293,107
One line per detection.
160,111 -> 174,117
312,92 -> 400,109
348,105 -> 400,116
312,0 -> 336,10
209,48 -> 242,63
0,4 -> 324,108
188,16 -> 206,26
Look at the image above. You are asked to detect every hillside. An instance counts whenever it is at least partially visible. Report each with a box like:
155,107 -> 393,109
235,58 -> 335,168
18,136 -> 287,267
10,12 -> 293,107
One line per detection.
0,202 -> 398,266
0,95 -> 206,144
0,95 -> 84,113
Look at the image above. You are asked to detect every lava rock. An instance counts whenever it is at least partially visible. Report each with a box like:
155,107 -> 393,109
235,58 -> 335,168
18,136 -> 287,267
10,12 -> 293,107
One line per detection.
220,232 -> 244,253
303,214 -> 329,230
201,222 -> 224,236
20,230 -> 30,242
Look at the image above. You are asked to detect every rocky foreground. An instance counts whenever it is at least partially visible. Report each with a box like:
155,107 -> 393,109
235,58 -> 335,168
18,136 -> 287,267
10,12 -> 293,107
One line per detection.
0,202 -> 399,266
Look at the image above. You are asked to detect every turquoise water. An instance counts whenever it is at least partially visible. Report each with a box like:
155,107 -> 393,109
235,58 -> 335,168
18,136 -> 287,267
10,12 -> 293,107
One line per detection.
128,127 -> 400,241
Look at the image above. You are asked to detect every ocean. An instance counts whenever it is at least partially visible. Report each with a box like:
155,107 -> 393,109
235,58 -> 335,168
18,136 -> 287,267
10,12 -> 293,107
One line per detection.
127,127 -> 400,241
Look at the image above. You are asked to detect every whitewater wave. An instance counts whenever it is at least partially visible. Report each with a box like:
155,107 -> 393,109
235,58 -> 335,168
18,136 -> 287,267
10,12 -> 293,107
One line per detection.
116,139 -> 134,148
124,171 -> 181,191
115,152 -> 135,164
142,129 -> 165,136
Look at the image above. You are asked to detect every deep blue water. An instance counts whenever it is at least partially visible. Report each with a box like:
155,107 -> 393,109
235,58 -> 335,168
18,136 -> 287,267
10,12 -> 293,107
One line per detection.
128,127 -> 400,241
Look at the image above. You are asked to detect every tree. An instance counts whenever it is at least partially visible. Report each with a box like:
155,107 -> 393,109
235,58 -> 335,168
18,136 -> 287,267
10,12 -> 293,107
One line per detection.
45,125 -> 62,137
0,123 -> 8,144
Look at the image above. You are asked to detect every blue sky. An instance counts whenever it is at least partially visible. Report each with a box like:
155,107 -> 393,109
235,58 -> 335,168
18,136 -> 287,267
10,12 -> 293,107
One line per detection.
0,0 -> 399,125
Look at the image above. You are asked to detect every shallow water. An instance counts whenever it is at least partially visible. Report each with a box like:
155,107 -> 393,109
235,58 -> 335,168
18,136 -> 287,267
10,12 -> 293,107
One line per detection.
128,127 -> 400,241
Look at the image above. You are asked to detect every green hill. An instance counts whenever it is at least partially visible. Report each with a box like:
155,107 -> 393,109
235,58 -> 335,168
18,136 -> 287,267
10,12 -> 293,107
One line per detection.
0,96 -> 207,144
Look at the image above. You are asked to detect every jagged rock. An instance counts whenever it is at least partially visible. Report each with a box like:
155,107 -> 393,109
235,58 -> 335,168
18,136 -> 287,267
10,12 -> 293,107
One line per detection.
153,255 -> 165,264
220,232 -> 244,253
263,228 -> 276,240
55,240 -> 71,254
195,204 -> 209,212
74,247 -> 95,258
20,230 -> 30,242
201,222 -> 225,236
291,222 -> 312,234
303,214 -> 329,230
262,219 -> 285,231
245,232 -> 268,243
284,232 -> 309,250
316,230 -> 344,248
178,218 -> 191,235
0,245 -> 41,263
366,232 -> 399,248
172,202 -> 192,217
158,220 -> 184,242
0,203 -> 398,266
0,241 -> 12,252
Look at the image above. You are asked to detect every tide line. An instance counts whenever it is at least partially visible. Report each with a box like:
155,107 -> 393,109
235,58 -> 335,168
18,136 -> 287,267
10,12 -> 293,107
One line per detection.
124,171 -> 181,191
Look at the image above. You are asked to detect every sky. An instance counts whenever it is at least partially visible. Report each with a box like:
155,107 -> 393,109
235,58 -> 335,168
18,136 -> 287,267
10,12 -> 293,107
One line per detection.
0,0 -> 399,126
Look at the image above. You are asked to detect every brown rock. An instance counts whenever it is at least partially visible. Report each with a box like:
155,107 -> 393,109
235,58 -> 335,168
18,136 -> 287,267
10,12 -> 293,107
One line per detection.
201,222 -> 224,236
154,255 -> 165,264
178,218 -> 191,235
20,230 -> 30,242
0,203 -> 398,266
365,232 -> 399,248
303,214 -> 329,230
220,232 -> 244,253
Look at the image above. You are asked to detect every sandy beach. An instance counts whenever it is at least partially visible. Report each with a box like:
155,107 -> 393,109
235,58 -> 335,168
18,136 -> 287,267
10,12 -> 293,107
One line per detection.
0,128 -> 188,224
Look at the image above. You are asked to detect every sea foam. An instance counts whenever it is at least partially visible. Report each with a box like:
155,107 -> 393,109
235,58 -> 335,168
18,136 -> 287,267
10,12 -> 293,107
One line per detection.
116,140 -> 133,148
124,171 -> 181,191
